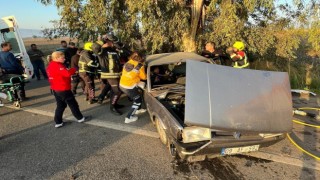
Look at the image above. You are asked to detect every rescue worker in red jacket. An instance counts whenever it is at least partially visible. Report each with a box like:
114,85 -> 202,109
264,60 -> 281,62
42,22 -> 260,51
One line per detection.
46,51 -> 90,128
226,41 -> 249,68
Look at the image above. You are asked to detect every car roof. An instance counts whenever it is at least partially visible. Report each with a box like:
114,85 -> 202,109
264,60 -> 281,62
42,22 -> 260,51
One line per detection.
146,52 -> 209,66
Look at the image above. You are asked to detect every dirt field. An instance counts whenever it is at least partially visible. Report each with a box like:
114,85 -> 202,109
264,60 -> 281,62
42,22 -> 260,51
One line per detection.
23,37 -> 78,56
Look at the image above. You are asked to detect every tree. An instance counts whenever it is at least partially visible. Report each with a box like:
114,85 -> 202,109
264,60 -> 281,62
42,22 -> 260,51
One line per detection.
37,0 -> 318,57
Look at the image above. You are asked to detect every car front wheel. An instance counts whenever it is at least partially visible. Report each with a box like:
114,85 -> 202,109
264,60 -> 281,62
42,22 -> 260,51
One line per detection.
155,118 -> 168,146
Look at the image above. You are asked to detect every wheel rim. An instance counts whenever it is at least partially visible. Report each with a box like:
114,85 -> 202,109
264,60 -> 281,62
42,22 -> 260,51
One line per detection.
156,119 -> 167,145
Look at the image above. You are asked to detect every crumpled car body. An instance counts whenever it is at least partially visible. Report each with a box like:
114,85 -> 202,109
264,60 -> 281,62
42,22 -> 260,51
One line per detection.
144,52 -> 292,162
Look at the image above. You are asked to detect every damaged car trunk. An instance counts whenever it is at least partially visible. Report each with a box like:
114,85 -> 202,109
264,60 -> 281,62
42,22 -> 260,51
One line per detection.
144,52 -> 292,162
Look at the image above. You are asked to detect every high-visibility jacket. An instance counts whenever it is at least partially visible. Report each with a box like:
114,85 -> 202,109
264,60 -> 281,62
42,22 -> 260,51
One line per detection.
120,59 -> 146,89
78,50 -> 96,73
230,51 -> 249,68
97,47 -> 121,79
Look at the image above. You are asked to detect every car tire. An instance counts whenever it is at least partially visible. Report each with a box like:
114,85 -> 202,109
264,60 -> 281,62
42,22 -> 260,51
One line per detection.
146,104 -> 155,125
155,118 -> 168,145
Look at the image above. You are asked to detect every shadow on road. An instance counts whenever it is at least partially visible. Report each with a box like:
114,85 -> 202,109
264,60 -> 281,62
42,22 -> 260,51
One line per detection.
292,93 -> 319,180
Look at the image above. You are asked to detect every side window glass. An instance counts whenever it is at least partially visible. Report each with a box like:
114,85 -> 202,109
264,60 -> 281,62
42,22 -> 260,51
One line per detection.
2,29 -> 20,54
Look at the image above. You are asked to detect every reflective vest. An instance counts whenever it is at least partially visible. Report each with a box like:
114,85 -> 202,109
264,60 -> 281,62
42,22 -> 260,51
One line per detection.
231,51 -> 249,68
120,60 -> 146,89
78,50 -> 96,73
98,48 -> 121,79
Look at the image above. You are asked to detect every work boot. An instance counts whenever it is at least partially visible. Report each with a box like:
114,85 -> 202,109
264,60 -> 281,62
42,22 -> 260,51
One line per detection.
110,105 -> 122,116
88,99 -> 98,104
97,98 -> 103,104
115,104 -> 125,109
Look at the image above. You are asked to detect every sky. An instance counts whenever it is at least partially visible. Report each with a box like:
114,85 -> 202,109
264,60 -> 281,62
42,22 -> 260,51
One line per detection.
0,0 -> 59,29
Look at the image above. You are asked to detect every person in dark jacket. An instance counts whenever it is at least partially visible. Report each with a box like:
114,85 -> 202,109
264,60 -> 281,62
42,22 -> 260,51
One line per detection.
46,51 -> 91,128
0,42 -> 26,100
56,40 -> 71,67
92,39 -> 123,115
0,42 -> 24,74
70,48 -> 85,96
201,42 -> 230,66
27,44 -> 48,80
78,42 -> 98,104
67,42 -> 78,57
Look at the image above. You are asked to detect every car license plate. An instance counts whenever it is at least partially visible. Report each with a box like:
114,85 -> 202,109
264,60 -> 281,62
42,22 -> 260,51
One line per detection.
221,145 -> 260,155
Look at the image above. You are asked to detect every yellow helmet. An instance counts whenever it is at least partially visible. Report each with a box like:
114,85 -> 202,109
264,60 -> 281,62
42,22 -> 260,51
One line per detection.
233,41 -> 245,51
83,42 -> 93,51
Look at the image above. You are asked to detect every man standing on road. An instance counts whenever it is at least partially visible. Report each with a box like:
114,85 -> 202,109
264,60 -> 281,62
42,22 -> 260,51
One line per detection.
67,42 -> 78,59
56,40 -> 71,68
92,36 -> 123,115
78,42 -> 98,104
70,48 -> 85,96
27,44 -> 48,80
0,42 -> 27,100
46,51 -> 91,128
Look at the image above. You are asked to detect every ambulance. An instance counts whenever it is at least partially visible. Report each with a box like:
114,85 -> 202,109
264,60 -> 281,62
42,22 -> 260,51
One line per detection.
0,16 -> 33,79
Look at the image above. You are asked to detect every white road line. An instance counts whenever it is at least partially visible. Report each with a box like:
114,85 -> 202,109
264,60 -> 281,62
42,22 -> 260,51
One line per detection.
7,105 -> 159,139
5,105 -> 320,170
9,106 -> 55,117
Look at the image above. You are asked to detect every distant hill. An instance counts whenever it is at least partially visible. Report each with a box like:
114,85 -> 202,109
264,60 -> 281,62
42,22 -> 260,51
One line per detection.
19,28 -> 43,38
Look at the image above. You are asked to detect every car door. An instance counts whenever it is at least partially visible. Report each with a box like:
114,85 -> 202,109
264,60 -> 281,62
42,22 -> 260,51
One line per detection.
0,16 -> 33,79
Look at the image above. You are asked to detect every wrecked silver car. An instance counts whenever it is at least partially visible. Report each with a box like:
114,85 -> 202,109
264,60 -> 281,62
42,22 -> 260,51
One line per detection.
144,52 -> 292,162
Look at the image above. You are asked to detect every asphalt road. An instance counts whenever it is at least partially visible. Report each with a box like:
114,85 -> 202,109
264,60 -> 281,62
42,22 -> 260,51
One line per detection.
0,79 -> 319,180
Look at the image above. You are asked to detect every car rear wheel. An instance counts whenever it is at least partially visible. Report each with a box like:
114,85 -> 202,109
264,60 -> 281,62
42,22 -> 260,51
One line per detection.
155,118 -> 168,145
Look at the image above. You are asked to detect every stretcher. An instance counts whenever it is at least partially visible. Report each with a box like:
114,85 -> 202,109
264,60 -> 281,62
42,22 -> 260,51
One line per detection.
0,75 -> 23,108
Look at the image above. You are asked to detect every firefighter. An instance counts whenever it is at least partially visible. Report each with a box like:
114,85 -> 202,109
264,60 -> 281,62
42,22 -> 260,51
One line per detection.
226,41 -> 249,68
78,42 -> 98,104
92,39 -> 123,115
119,52 -> 147,123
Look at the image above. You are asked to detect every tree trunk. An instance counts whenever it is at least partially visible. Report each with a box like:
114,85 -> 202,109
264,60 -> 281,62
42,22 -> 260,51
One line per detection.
183,0 -> 204,52
288,59 -> 291,76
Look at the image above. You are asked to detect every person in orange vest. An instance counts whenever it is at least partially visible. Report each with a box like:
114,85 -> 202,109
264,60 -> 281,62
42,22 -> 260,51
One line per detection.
226,41 -> 249,68
119,52 -> 147,123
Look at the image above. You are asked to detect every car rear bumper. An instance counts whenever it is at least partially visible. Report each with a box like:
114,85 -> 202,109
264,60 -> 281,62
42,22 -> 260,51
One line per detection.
172,134 -> 285,161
